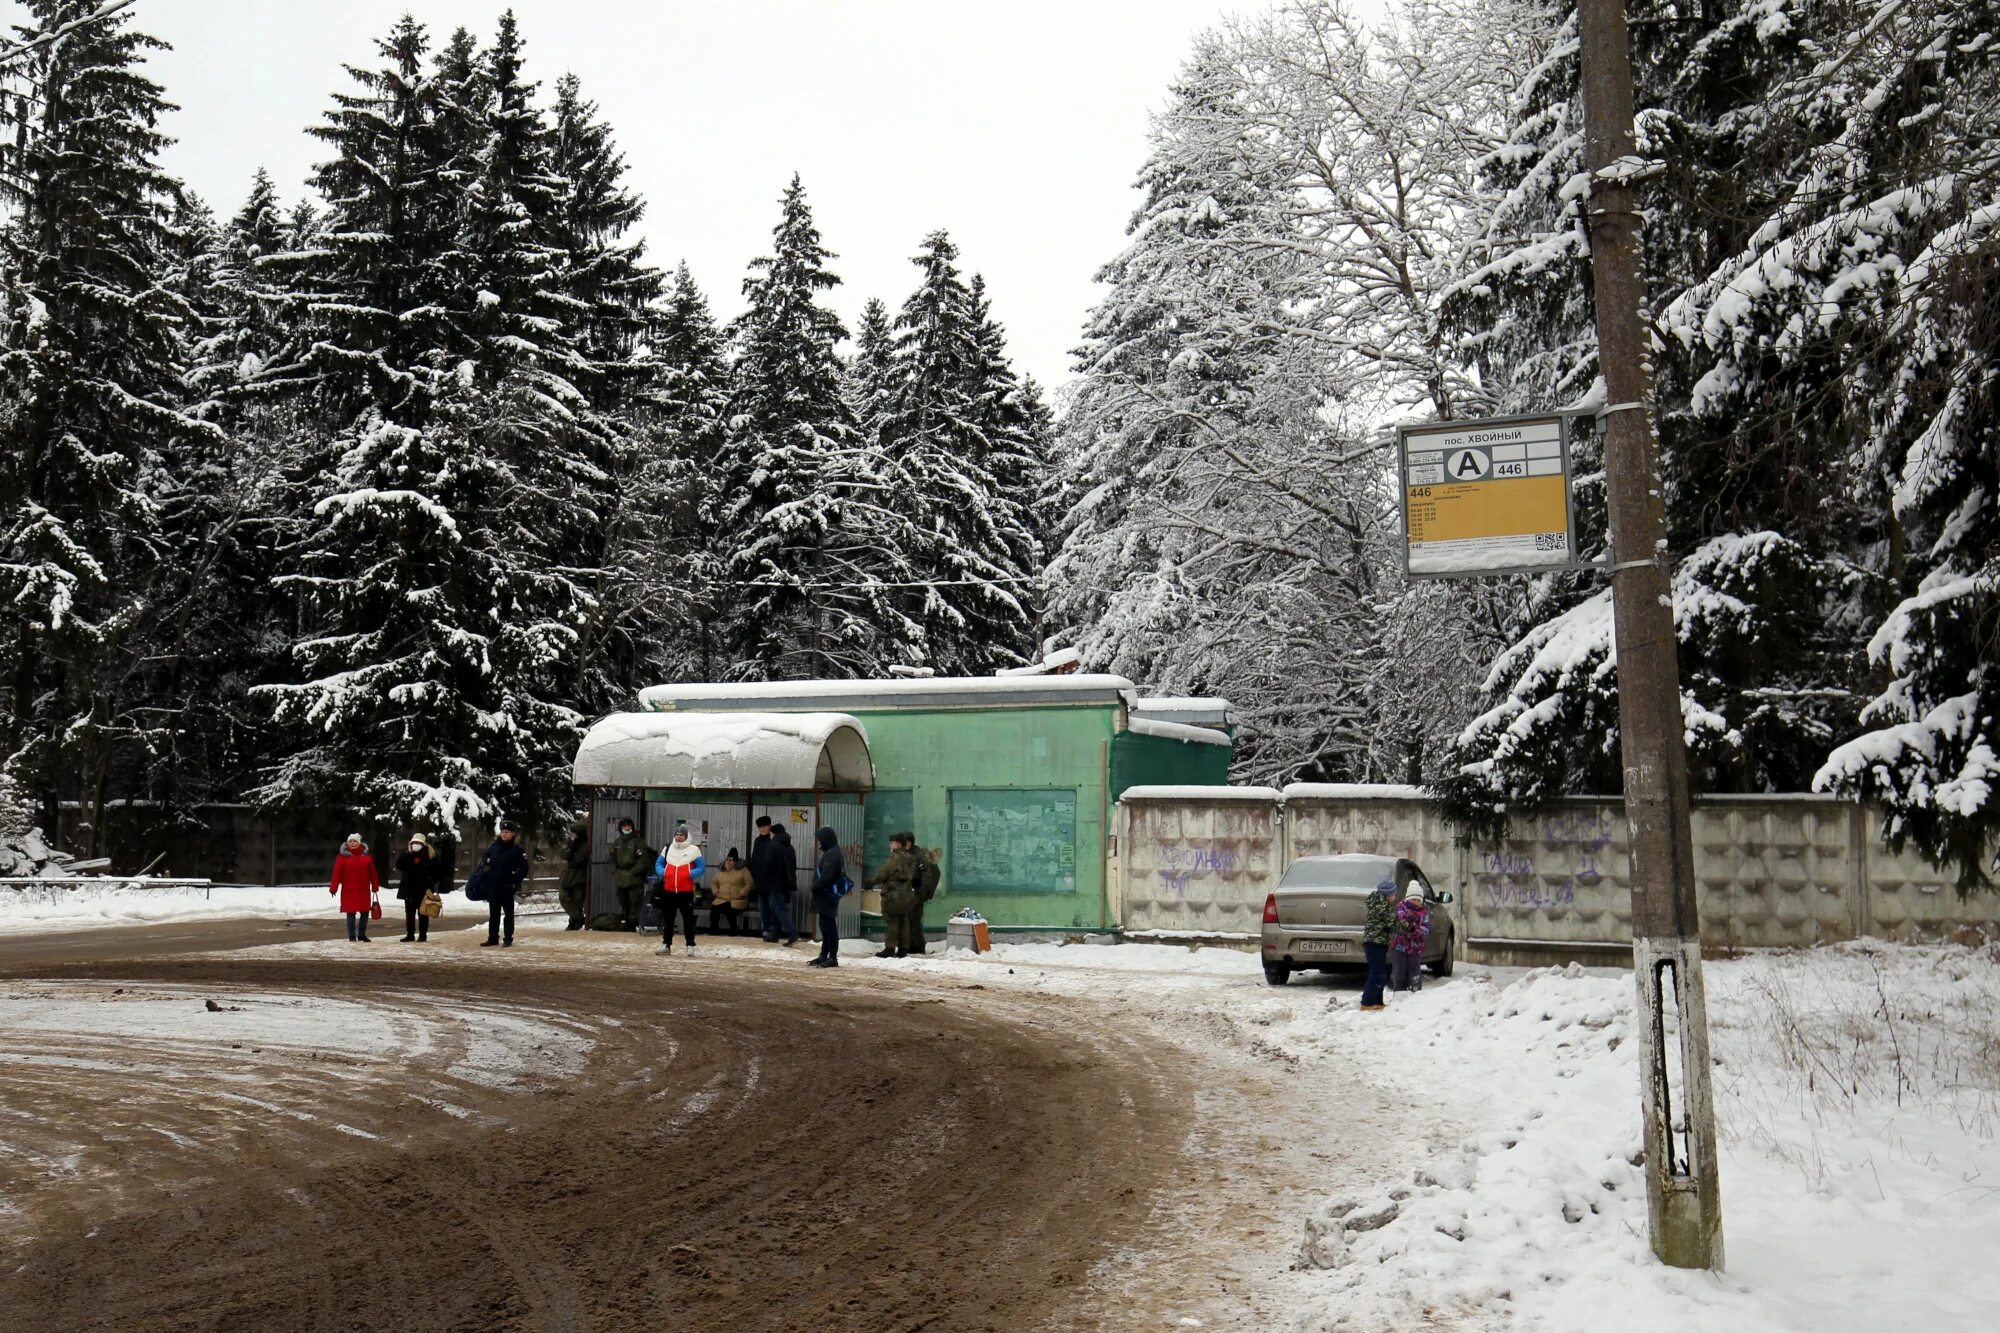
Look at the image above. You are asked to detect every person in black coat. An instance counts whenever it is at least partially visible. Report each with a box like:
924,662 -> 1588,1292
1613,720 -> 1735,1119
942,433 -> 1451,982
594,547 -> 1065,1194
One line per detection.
393,833 -> 447,942
750,817 -> 800,946
808,826 -> 845,968
475,821 -> 532,947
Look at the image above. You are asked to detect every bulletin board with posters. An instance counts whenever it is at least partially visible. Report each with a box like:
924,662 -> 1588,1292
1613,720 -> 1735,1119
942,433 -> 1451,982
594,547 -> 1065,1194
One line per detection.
1399,412 -> 1588,578
948,789 -> 1078,895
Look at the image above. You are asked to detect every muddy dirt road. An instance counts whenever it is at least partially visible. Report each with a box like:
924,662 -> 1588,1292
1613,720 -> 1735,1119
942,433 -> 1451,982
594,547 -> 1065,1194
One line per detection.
0,931 -> 1198,1332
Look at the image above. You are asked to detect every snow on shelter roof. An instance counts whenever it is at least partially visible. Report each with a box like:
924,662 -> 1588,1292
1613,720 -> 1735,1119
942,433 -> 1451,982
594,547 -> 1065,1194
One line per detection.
573,712 -> 873,791
638,674 -> 1138,713
1129,697 -> 1233,727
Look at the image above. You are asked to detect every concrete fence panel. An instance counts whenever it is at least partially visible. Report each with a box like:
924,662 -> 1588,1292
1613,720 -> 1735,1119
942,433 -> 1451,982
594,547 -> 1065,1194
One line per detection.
1114,789 -> 1281,936
1692,797 -> 1858,950
1114,786 -> 1997,960
1864,824 -> 2000,944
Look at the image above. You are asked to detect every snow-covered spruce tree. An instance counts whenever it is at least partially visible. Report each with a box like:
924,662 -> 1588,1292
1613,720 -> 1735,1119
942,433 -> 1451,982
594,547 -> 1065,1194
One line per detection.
1806,0 -> 2000,888
546,73 -> 678,708
0,1 -> 212,830
1432,0 -> 1898,833
878,231 -> 1036,674
715,176 -> 920,679
581,262 -> 724,696
845,296 -> 898,445
257,14 -> 584,832
964,273 -> 1053,625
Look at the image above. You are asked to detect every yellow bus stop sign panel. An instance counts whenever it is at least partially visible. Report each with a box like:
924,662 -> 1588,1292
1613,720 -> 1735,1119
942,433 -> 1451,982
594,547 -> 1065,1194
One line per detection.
1400,415 -> 1578,576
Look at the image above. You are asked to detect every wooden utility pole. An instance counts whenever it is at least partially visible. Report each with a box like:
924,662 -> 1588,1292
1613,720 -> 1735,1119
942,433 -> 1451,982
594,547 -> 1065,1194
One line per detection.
1574,0 -> 1725,1269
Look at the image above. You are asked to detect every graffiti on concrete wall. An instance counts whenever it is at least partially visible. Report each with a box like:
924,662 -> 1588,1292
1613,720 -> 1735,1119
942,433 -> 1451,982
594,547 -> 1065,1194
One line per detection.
1474,809 -> 1616,916
1155,844 -> 1241,897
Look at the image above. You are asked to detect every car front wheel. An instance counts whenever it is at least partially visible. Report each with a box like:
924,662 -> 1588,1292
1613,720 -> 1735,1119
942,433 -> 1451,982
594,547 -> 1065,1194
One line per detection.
1263,962 -> 1291,986
1431,930 -> 1455,977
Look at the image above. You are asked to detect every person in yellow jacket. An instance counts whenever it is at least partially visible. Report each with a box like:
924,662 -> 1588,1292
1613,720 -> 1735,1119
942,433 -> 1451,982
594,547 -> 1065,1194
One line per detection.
708,849 -> 753,936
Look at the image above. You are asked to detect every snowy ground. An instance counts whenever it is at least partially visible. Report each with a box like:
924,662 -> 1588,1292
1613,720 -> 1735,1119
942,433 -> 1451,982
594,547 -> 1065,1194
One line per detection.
0,882 -> 492,933
3,903 -> 1992,1329
785,936 -> 2000,1331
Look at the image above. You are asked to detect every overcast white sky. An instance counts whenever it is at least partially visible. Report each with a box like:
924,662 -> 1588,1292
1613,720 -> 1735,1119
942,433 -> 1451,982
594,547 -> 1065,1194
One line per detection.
41,0 -> 1261,388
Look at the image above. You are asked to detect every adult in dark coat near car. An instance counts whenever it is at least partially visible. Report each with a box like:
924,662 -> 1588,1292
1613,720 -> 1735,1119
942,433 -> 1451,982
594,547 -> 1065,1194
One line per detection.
808,826 -> 844,968
474,822 -> 532,947
393,834 -> 447,942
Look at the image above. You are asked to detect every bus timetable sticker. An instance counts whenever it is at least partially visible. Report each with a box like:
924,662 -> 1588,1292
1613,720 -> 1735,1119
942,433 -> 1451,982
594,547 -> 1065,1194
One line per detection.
1398,413 -> 1583,577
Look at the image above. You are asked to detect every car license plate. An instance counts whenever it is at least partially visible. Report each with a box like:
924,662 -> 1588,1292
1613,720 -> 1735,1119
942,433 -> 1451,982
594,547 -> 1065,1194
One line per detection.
1294,939 -> 1352,955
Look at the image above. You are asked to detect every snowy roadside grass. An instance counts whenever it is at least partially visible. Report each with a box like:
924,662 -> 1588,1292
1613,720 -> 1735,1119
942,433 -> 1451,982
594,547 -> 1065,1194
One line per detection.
1279,942 -> 2000,1332
0,883 -> 489,933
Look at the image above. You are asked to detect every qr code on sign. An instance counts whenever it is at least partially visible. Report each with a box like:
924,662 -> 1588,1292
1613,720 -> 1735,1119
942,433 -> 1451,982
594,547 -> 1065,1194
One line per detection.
1533,533 -> 1568,551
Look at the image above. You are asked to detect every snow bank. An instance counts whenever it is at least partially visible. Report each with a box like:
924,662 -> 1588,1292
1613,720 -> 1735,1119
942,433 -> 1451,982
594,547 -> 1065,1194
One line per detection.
812,938 -> 1999,1331
0,883 -> 485,934
1279,944 -> 2000,1332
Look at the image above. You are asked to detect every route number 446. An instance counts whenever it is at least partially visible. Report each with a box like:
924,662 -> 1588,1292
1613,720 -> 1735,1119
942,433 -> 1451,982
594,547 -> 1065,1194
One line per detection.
1493,461 -> 1528,478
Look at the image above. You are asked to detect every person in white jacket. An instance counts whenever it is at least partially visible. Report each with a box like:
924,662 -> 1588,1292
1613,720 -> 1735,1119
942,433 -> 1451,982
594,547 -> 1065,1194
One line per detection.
650,822 -> 705,956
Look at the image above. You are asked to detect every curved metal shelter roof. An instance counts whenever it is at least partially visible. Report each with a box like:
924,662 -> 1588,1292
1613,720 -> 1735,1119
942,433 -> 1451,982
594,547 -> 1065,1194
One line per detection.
572,712 -> 874,791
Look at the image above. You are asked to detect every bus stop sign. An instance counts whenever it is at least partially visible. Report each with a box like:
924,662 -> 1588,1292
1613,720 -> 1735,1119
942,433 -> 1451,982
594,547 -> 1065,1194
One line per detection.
1399,412 -> 1586,578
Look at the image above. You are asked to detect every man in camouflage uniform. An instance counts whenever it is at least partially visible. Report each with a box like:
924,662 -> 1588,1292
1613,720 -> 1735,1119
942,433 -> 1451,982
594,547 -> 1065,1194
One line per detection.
610,818 -> 648,930
558,817 -> 590,930
868,832 -> 921,959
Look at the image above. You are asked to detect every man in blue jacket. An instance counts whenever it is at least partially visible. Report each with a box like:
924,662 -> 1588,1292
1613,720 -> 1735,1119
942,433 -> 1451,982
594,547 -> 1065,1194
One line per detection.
476,820 -> 532,948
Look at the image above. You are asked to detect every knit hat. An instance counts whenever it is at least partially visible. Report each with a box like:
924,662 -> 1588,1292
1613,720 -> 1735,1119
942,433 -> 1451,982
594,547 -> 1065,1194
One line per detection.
345,832 -> 364,846
1404,883 -> 1425,902
1375,879 -> 1396,895
726,847 -> 740,860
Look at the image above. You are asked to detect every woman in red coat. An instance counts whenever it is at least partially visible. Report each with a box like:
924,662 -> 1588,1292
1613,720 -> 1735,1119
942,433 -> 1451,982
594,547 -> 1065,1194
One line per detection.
329,833 -> 381,943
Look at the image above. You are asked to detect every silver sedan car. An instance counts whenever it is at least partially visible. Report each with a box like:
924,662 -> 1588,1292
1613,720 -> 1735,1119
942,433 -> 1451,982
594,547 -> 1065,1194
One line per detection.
1259,853 -> 1455,986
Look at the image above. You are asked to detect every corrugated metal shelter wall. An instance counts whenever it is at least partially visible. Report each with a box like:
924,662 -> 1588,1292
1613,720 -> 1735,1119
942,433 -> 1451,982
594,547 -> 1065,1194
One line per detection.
1114,790 -> 1999,951
1113,796 -> 1282,935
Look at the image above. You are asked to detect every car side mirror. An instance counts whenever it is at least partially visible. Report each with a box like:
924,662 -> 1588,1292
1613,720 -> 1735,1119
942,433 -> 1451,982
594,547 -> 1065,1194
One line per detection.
1434,891 -> 1454,904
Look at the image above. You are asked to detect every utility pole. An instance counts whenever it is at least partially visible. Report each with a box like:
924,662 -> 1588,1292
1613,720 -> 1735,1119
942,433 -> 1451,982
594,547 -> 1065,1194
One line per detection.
1574,0 -> 1725,1269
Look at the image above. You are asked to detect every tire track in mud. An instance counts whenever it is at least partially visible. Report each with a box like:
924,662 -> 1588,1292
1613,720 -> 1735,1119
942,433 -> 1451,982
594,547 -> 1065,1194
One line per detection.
0,948 -> 1191,1332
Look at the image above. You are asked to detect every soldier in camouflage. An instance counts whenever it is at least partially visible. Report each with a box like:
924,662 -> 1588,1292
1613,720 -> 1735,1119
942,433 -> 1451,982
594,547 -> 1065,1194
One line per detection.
868,833 -> 921,959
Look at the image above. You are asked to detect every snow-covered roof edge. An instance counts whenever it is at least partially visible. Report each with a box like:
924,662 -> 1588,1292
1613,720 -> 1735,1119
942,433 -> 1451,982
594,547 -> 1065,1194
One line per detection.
640,674 -> 1136,713
1129,696 -> 1233,726
1119,785 -> 1280,802
1124,716 -> 1232,747
1282,783 -> 1428,801
573,711 -> 873,790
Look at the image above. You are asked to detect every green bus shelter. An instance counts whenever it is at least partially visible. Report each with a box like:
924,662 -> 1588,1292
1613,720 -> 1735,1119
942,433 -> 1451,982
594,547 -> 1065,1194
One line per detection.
572,674 -> 1231,934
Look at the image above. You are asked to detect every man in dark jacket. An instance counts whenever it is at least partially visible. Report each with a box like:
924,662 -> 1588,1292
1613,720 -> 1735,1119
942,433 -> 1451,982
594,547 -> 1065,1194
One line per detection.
476,821 -> 532,948
558,818 -> 589,931
807,826 -> 844,968
764,822 -> 800,946
749,817 -> 780,940
609,817 -> 647,930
